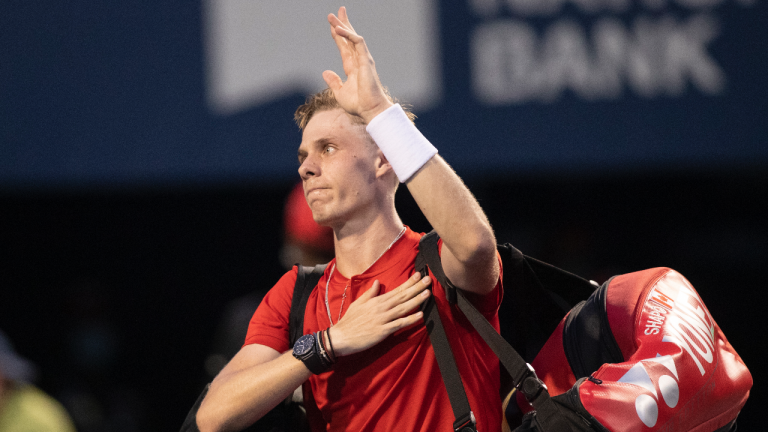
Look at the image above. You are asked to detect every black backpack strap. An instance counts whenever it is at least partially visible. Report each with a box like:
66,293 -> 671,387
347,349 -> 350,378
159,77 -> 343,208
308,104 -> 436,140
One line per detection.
289,264 -> 327,346
416,233 -> 477,432
423,289 -> 477,432
418,231 -> 459,304
417,232 -> 571,431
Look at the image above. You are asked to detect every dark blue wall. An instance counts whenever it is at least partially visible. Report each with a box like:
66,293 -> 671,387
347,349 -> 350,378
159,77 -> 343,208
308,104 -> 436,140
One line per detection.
2,1 -> 766,189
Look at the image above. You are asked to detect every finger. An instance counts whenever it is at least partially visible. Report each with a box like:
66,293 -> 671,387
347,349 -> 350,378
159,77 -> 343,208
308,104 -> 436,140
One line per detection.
328,13 -> 344,30
386,310 -> 425,332
381,273 -> 424,301
328,13 -> 363,45
323,70 -> 343,92
390,289 -> 431,318
332,25 -> 364,45
402,275 -> 432,297
327,15 -> 344,40
393,273 -> 423,294
338,6 -> 357,34
327,15 -> 352,53
383,275 -> 432,306
359,280 -> 381,300
327,12 -> 341,29
328,14 -> 351,38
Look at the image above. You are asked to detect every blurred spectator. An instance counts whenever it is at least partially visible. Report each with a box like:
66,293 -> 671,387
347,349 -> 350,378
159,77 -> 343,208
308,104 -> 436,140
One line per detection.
0,329 -> 77,432
204,182 -> 335,377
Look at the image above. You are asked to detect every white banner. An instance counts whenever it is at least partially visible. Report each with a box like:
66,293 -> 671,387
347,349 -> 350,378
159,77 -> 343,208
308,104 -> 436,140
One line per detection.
203,0 -> 442,115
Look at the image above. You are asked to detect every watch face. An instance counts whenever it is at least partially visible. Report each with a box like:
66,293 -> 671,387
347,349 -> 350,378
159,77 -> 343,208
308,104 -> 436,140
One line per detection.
293,334 -> 315,357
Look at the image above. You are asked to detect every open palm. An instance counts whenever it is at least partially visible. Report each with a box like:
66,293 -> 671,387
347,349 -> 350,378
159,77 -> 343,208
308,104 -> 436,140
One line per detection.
322,7 -> 393,124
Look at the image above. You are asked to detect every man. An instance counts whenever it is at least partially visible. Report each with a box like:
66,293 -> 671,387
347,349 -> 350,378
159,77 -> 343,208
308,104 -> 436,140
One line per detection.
197,7 -> 502,432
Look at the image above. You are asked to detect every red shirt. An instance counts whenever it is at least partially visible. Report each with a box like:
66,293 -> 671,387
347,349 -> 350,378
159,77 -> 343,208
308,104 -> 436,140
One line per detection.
245,228 -> 503,432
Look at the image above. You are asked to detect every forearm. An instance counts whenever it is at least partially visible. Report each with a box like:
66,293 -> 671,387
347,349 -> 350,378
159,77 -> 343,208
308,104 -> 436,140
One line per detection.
406,156 -> 499,296
406,156 -> 496,263
197,351 -> 311,432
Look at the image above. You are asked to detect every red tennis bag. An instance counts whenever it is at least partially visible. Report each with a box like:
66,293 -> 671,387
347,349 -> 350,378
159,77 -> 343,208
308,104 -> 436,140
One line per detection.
415,232 -> 752,432
515,267 -> 753,432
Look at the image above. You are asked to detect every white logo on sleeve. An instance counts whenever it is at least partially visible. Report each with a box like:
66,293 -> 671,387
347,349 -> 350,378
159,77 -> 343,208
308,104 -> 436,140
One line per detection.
202,0 -> 442,115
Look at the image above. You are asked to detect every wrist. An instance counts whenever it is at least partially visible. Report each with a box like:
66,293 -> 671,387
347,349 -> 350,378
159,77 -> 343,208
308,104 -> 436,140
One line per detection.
327,326 -> 348,357
366,104 -> 437,183
292,332 -> 333,374
360,101 -> 394,124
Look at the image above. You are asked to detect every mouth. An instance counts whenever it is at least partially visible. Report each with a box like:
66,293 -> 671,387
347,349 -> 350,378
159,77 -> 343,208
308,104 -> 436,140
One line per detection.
305,186 -> 329,198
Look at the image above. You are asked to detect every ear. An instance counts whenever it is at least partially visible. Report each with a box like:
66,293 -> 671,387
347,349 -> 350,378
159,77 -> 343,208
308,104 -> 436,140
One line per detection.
374,149 -> 395,179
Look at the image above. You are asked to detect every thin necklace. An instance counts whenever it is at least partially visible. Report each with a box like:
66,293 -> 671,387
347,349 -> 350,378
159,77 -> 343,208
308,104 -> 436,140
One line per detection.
325,226 -> 406,325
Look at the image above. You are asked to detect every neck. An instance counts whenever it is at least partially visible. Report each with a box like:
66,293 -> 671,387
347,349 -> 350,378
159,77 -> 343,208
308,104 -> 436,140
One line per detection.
332,211 -> 404,277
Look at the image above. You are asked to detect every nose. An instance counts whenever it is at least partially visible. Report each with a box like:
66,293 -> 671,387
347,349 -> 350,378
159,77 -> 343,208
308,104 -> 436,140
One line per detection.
299,154 -> 320,180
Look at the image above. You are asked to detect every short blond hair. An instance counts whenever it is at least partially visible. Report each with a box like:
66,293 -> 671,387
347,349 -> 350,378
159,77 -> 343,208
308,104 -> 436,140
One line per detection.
294,88 -> 416,130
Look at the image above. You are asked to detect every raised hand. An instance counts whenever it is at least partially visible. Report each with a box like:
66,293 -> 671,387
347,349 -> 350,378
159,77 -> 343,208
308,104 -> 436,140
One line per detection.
322,6 -> 394,124
328,272 -> 432,357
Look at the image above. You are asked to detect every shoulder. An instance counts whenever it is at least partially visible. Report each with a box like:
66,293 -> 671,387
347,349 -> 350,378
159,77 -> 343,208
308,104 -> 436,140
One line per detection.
244,266 -> 304,351
277,265 -> 300,289
259,266 -> 302,309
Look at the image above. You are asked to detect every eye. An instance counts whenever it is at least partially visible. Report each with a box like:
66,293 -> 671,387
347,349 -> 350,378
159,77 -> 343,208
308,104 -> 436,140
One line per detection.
323,145 -> 336,155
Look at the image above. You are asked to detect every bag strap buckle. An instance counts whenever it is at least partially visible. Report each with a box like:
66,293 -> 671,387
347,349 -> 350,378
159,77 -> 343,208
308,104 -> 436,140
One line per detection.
515,363 -> 548,404
453,411 -> 477,432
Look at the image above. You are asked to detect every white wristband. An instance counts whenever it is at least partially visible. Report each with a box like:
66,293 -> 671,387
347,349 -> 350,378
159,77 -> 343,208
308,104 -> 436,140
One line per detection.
366,104 -> 438,183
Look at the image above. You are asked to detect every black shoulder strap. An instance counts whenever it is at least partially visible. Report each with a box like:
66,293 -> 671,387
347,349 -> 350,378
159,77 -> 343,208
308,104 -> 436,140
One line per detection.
416,232 -> 477,432
416,231 -> 460,303
417,232 -> 572,431
289,264 -> 328,347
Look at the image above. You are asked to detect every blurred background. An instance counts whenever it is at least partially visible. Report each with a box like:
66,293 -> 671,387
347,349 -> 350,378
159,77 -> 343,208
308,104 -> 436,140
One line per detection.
1,0 -> 765,430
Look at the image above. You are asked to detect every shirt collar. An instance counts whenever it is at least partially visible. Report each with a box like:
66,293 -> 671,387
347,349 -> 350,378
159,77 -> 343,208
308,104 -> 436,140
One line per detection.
328,226 -> 420,282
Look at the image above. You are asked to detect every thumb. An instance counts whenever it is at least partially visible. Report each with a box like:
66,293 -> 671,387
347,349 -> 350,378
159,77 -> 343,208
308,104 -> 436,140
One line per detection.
323,70 -> 343,93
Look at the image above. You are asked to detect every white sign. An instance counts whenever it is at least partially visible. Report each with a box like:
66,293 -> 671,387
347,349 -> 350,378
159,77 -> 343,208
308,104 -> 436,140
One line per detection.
469,0 -> 756,104
203,0 -> 442,115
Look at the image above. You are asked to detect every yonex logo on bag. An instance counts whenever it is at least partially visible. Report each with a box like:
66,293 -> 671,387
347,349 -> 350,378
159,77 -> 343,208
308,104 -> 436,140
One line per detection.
613,272 -> 721,429
643,275 -> 716,376
655,281 -> 716,376
619,273 -> 719,428
618,355 -> 680,428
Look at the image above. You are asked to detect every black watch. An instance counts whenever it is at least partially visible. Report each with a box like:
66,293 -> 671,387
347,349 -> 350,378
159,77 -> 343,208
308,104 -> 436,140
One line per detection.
293,333 -> 331,374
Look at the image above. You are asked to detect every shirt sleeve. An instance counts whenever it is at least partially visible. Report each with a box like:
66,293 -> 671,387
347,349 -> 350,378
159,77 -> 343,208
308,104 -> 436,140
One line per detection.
437,239 -> 504,318
243,267 -> 298,353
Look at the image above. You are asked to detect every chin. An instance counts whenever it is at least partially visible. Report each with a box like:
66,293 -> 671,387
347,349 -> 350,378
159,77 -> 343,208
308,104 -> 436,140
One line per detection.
313,208 -> 350,230
313,217 -> 334,228
310,209 -> 336,228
